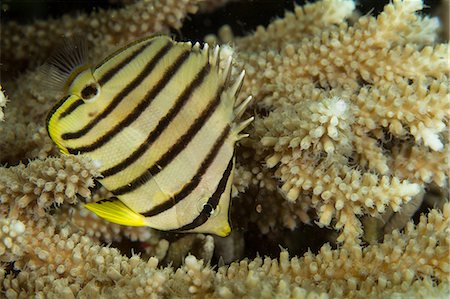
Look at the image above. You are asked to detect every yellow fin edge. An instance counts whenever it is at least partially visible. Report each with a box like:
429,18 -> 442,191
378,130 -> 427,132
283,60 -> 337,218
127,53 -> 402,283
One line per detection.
215,223 -> 231,237
83,198 -> 147,227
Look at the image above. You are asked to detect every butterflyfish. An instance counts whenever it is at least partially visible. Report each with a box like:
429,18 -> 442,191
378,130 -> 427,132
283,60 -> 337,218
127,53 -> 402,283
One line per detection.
45,35 -> 253,237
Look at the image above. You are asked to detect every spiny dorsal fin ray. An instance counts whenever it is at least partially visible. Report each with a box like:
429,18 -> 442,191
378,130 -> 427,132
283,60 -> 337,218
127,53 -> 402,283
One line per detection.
230,70 -> 245,100
233,116 -> 254,136
40,36 -> 89,94
234,95 -> 253,120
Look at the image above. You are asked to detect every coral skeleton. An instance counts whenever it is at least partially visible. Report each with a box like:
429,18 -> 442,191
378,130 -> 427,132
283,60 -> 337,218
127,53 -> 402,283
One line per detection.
1,0 -> 448,297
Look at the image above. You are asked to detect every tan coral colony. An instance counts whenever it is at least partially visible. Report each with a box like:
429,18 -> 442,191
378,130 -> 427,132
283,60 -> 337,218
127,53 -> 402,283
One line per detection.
0,0 -> 449,298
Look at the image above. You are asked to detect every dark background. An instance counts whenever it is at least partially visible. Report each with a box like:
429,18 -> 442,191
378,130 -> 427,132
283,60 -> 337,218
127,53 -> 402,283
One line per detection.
1,0 -> 443,39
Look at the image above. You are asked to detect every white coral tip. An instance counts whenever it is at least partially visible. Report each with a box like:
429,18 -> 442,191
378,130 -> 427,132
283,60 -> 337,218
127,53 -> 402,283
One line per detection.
421,128 -> 444,151
331,97 -> 348,116
396,0 -> 423,12
400,183 -> 421,197
12,221 -> 25,235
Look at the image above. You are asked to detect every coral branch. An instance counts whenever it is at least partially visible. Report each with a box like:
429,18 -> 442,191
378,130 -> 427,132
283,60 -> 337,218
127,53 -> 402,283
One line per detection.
0,156 -> 98,218
0,0 -> 204,74
0,0 -> 448,297
2,204 -> 448,297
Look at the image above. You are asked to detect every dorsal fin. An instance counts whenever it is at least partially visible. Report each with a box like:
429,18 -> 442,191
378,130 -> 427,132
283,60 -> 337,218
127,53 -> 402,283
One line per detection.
40,36 -> 89,94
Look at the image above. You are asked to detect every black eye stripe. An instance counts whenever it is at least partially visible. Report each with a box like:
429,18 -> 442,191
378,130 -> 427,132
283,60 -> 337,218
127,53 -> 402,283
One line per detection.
59,98 -> 84,119
81,84 -> 98,100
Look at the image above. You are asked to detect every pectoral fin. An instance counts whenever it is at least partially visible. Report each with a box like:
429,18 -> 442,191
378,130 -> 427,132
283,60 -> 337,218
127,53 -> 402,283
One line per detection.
84,198 -> 147,226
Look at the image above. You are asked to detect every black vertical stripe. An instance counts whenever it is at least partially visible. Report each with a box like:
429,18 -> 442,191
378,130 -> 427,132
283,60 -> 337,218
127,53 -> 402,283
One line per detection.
61,41 -> 173,141
49,41 -> 155,126
94,35 -> 164,70
58,99 -> 84,119
139,126 -> 231,217
101,67 -> 220,178
169,156 -> 234,232
65,49 -> 192,154
96,39 -> 154,86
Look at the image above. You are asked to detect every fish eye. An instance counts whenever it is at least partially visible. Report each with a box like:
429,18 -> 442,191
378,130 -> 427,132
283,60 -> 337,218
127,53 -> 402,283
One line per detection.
197,200 -> 215,215
203,203 -> 213,214
81,83 -> 99,100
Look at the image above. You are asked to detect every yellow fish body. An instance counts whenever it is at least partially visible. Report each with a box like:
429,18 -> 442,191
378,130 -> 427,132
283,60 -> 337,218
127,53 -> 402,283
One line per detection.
46,35 -> 252,237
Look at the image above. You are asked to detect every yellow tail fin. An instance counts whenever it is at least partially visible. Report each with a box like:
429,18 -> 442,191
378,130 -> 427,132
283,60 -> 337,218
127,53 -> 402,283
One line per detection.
84,198 -> 147,226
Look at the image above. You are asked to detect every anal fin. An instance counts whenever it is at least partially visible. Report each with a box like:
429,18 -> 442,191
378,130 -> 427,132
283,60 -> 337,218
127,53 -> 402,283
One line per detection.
84,198 -> 147,226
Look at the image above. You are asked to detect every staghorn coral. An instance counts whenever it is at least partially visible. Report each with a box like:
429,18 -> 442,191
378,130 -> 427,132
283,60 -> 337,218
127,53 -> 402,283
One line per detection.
0,218 -> 25,262
392,143 -> 449,187
208,202 -> 450,298
211,0 -> 449,243
0,123 -> 58,164
164,234 -> 215,268
1,0 -> 449,297
0,156 -> 98,218
57,205 -> 154,243
2,218 -> 172,298
0,0 -> 210,75
2,203 -> 449,298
